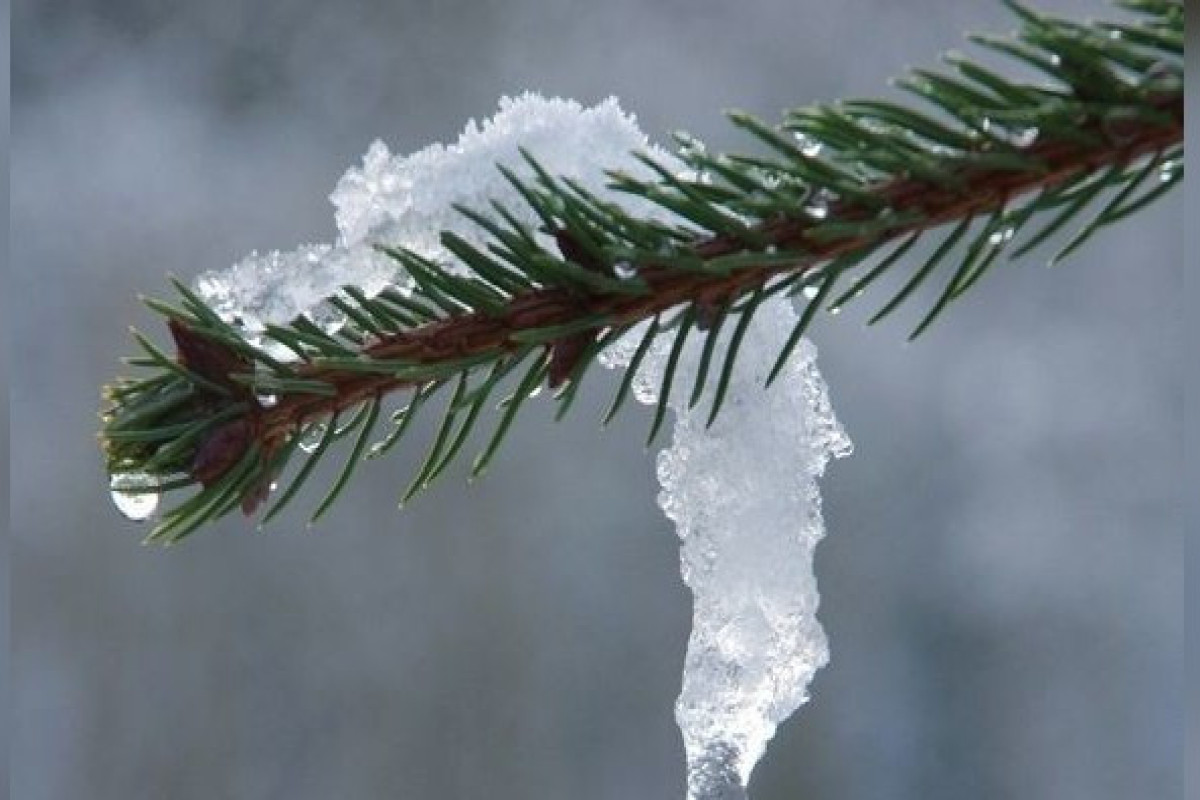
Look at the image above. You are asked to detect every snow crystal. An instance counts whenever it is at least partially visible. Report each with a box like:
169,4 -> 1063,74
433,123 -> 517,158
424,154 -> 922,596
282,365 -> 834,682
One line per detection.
603,297 -> 851,799
194,93 -> 678,333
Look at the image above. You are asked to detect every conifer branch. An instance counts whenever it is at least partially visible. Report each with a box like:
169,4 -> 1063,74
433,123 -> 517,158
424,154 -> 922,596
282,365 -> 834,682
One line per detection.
100,0 -> 1183,542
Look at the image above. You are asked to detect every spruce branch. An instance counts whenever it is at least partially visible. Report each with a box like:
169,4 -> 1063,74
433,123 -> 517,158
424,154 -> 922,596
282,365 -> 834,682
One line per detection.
100,0 -> 1183,543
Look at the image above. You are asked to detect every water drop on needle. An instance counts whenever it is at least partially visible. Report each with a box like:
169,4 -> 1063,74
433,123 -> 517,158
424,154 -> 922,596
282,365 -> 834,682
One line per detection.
988,226 -> 1015,248
110,472 -> 161,522
614,261 -> 637,280
793,131 -> 822,158
299,424 -> 327,454
1011,127 -> 1038,148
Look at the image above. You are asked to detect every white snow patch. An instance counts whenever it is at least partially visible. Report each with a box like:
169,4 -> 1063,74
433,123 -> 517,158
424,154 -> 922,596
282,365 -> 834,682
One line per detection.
193,93 -> 678,335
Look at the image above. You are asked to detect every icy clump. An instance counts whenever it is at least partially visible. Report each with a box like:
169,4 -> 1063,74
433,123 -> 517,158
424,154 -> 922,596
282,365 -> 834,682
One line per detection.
603,296 -> 851,799
194,93 -> 678,333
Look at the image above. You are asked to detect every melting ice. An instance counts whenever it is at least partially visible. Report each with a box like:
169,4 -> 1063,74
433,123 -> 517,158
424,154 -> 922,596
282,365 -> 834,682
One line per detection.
602,298 -> 850,798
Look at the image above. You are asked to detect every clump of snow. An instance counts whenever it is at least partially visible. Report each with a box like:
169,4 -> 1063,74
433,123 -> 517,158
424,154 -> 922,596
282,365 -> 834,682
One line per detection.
331,94 -> 677,259
193,93 -> 677,335
603,297 -> 851,799
194,243 -> 398,338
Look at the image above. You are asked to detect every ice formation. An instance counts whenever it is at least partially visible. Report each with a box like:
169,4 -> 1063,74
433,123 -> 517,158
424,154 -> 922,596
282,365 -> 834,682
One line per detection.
602,300 -> 850,799
188,93 -> 850,799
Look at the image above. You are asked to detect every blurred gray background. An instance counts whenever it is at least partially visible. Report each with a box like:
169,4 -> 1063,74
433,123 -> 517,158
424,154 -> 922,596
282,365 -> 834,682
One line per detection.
10,1 -> 1183,798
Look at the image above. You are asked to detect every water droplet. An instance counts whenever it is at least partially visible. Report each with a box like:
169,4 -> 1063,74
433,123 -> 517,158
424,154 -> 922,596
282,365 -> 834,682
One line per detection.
988,226 -> 1015,247
801,284 -> 820,300
614,261 -> 637,280
257,392 -> 278,409
793,132 -> 822,158
298,423 -> 327,454
1159,161 -> 1179,183
1011,128 -> 1038,148
527,384 -> 544,398
110,472 -> 160,522
805,203 -> 829,220
981,119 -> 1038,148
828,306 -> 842,316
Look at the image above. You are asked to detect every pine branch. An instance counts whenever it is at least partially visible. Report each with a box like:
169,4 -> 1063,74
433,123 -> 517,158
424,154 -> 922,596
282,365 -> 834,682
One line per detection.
100,0 -> 1183,543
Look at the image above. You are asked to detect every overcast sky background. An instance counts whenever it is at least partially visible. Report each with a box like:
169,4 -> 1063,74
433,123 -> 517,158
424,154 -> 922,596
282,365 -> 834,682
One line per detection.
10,1 -> 1183,799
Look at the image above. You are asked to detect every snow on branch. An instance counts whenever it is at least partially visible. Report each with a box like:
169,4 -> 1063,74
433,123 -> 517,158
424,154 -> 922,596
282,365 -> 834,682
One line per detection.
191,94 -> 852,798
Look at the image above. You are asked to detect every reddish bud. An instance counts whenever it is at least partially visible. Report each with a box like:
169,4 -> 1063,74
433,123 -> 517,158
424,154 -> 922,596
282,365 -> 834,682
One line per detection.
168,319 -> 251,390
547,332 -> 595,389
191,419 -> 251,487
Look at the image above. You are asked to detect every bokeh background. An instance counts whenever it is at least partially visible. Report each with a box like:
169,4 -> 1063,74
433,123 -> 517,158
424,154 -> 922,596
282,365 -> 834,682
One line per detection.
11,1 -> 1184,798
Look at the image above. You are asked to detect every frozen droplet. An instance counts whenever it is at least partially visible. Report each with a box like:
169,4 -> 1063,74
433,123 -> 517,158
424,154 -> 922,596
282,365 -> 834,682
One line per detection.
527,383 -> 544,398
256,392 -> 278,409
298,423 -> 327,454
1159,160 -> 1180,183
110,472 -> 160,522
801,284 -> 820,300
828,305 -> 842,316
793,132 -> 822,158
614,261 -> 638,279
765,245 -> 779,255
